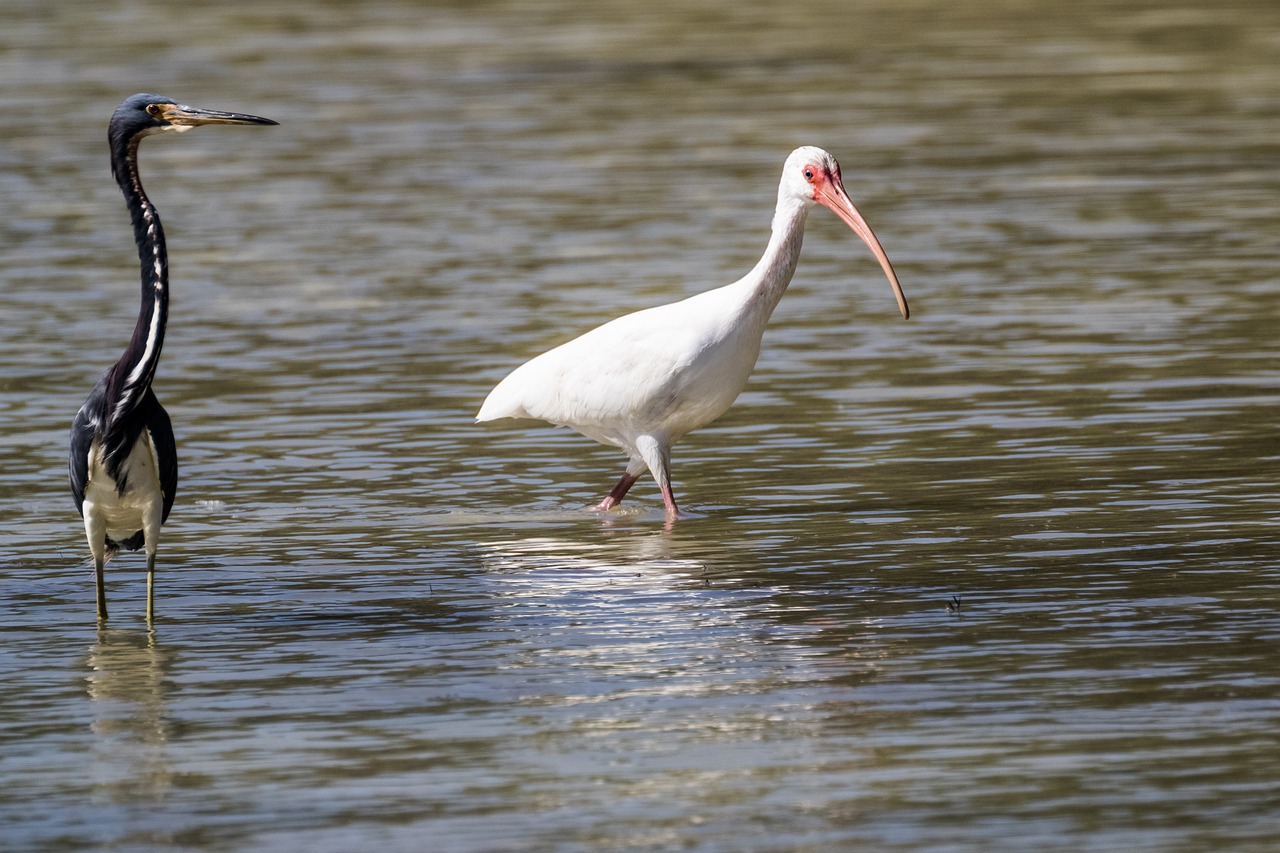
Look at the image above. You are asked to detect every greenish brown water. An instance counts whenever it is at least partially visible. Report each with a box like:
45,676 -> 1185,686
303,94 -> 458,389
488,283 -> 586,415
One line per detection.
2,0 -> 1278,850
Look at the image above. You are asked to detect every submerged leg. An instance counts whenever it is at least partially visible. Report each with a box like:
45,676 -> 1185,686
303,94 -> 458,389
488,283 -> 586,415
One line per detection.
84,511 -> 109,620
595,472 -> 640,511
141,504 -> 162,623
95,556 -> 109,621
146,552 -> 156,623
657,480 -> 680,519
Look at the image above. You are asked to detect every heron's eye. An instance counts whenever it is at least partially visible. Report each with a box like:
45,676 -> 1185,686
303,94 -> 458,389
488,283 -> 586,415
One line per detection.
146,104 -> 163,118
803,167 -> 816,182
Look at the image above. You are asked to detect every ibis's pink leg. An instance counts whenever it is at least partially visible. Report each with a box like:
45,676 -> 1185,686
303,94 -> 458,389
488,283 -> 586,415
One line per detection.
658,481 -> 680,519
595,472 -> 639,511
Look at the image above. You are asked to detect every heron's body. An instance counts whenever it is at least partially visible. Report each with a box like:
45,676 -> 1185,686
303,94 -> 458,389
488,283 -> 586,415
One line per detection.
68,93 -> 275,621
74,402 -> 173,560
478,146 -> 909,518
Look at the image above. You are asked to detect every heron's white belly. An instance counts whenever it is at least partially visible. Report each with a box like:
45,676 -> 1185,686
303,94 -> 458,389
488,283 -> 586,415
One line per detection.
82,433 -> 164,539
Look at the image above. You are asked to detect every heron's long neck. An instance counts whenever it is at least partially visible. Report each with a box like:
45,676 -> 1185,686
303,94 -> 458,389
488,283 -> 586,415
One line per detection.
106,136 -> 169,426
731,196 -> 810,329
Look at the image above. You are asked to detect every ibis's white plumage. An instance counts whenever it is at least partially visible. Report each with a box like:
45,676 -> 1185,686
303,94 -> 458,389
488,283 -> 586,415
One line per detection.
478,147 -> 909,518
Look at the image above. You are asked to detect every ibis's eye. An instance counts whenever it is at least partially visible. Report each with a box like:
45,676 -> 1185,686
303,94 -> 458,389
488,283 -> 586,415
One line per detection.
146,104 -> 163,118
803,167 -> 816,182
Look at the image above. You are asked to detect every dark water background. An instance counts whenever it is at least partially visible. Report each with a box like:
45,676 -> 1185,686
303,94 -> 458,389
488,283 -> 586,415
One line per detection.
2,0 -> 1278,850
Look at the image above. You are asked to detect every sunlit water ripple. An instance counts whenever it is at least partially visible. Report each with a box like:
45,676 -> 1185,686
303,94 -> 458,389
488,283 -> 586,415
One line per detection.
2,0 -> 1278,850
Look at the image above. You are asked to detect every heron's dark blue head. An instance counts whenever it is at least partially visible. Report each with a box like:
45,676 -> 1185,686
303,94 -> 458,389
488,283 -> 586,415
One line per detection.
110,93 -> 277,145
107,93 -> 277,196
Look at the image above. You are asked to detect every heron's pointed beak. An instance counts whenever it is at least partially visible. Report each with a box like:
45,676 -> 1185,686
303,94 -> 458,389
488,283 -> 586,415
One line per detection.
815,175 -> 909,320
159,103 -> 278,128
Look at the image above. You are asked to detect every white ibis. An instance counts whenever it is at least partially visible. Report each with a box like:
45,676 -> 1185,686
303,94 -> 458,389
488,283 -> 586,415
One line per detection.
477,146 -> 909,519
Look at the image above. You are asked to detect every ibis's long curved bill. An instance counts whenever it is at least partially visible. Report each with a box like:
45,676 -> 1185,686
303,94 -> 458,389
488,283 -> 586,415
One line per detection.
158,103 -> 279,128
815,178 -> 909,320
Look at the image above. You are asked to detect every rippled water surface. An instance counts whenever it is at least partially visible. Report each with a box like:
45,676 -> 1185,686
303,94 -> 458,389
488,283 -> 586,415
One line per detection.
2,0 -> 1279,850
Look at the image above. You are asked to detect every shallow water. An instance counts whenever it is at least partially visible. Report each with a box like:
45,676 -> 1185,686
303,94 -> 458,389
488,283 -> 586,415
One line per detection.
2,0 -> 1279,850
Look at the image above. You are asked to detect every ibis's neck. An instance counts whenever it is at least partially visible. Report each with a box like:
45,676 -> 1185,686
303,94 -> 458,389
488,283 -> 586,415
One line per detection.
730,195 -> 811,328
106,136 -> 169,425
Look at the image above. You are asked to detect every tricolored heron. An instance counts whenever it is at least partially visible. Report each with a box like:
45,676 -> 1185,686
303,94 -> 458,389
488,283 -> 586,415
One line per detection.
477,146 -> 909,519
69,93 -> 276,622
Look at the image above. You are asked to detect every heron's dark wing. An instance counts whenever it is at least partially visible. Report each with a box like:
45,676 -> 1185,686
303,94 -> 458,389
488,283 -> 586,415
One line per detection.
141,390 -> 178,524
69,381 -> 107,518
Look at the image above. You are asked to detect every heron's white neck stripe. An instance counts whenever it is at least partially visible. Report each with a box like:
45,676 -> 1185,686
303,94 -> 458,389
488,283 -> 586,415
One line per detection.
142,201 -> 165,287
113,297 -> 163,422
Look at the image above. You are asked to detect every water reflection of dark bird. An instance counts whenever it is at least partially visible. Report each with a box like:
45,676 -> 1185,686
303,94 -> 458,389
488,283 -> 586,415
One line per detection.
85,628 -> 179,805
69,94 -> 276,622
478,147 -> 908,519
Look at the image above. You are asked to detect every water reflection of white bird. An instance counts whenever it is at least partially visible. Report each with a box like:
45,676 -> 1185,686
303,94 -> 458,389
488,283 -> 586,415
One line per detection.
478,537 -> 838,691
483,535 -> 708,583
478,147 -> 909,519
